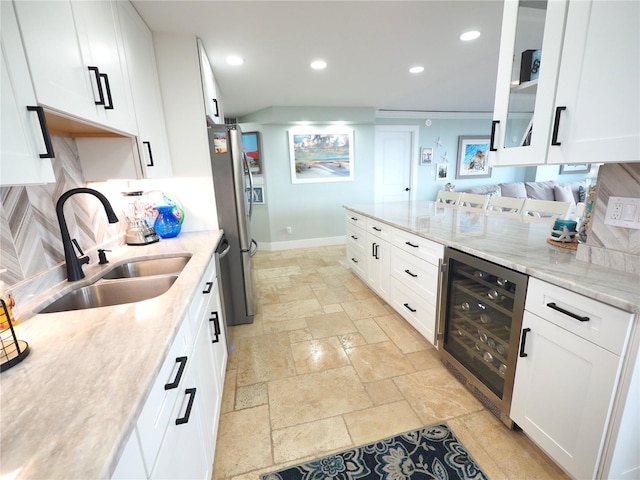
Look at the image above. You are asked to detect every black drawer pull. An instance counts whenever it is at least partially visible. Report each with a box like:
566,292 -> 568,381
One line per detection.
175,388 -> 196,425
164,356 -> 187,390
143,141 -> 154,167
404,269 -> 417,278
405,241 -> 418,248
350,235 -> 358,240
203,281 -> 213,294
403,303 -> 416,313
88,66 -> 105,105
351,217 -> 358,221
351,257 -> 358,264
372,226 -> 382,232
546,302 -> 589,322
100,73 -> 114,109
210,311 -> 221,343
519,328 -> 531,357
26,106 -> 55,158
489,120 -> 499,151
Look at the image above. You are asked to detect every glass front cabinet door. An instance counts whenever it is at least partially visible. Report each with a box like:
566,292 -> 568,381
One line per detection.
489,0 -> 568,167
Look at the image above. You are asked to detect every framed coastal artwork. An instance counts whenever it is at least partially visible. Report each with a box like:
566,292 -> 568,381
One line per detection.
242,131 -> 263,175
288,129 -> 354,184
559,164 -> 591,174
456,136 -> 491,179
420,147 -> 434,165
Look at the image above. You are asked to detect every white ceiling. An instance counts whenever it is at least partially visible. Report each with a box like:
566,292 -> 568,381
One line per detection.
132,0 -> 505,119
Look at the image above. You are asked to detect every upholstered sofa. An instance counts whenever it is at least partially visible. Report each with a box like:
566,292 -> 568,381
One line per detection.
466,180 -> 587,205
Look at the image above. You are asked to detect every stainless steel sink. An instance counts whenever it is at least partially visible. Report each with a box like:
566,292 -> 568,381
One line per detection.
37,275 -> 178,314
100,255 -> 191,279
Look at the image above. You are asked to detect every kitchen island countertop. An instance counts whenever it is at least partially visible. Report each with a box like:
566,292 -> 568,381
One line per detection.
0,230 -> 222,479
344,201 -> 639,314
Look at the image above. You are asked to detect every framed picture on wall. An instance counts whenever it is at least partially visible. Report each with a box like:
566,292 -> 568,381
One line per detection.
242,131 -> 263,175
559,164 -> 591,174
456,136 -> 491,179
436,163 -> 448,180
288,129 -> 354,184
420,147 -> 434,165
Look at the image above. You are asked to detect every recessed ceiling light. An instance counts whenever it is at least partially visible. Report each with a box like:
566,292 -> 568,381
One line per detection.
460,30 -> 481,41
226,55 -> 244,66
409,66 -> 425,74
310,60 -> 327,70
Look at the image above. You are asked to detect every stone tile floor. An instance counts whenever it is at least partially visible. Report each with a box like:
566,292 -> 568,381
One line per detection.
212,245 -> 568,479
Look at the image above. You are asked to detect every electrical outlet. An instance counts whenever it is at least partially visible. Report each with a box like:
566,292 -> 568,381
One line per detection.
604,196 -> 640,229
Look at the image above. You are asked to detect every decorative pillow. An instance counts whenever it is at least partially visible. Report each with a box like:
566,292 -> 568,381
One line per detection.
578,185 -> 586,203
554,184 -> 576,204
468,185 -> 501,196
499,182 -> 527,198
525,181 -> 557,200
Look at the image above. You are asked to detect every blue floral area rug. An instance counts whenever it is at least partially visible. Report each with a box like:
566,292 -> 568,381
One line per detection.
261,423 -> 489,480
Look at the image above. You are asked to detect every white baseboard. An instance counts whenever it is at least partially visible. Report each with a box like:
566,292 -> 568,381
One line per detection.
258,236 -> 346,251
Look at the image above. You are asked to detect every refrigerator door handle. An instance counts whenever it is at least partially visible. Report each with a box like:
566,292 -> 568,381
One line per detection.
245,155 -> 255,219
249,239 -> 258,257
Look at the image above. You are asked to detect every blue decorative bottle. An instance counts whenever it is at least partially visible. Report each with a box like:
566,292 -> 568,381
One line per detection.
153,205 -> 181,238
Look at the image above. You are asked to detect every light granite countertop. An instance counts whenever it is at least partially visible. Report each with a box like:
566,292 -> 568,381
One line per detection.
0,230 -> 222,479
345,201 -> 639,314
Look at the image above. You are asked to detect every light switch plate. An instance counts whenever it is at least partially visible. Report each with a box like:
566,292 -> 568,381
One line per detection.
604,196 -> 640,229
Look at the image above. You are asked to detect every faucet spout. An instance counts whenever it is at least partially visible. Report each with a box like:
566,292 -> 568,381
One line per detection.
56,188 -> 119,282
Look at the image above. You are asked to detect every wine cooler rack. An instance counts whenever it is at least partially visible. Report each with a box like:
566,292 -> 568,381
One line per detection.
439,248 -> 528,427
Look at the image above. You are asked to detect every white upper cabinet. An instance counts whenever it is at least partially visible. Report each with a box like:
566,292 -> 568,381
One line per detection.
198,39 -> 224,124
547,0 -> 639,165
117,1 -> 173,178
12,0 -> 136,136
489,0 -> 568,166
1,1 -> 55,186
489,0 -> 639,166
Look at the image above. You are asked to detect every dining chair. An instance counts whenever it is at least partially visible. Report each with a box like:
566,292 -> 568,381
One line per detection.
435,190 -> 462,206
459,192 -> 490,210
521,198 -> 572,223
487,196 -> 526,215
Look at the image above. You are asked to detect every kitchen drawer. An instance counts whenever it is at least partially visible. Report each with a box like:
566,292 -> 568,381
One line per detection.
366,217 -> 395,242
346,244 -> 366,279
525,278 -> 634,355
345,210 -> 366,228
390,278 -> 437,345
391,247 -> 439,303
188,255 -> 217,331
392,228 -> 444,266
137,317 -> 193,470
346,222 -> 366,254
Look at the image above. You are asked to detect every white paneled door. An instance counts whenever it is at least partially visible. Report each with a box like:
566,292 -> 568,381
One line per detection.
375,126 -> 418,203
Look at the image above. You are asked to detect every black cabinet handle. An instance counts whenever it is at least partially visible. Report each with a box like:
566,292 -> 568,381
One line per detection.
403,303 -> 416,313
143,141 -> 154,167
164,356 -> 187,390
88,66 -> 105,105
351,217 -> 358,222
175,388 -> 196,425
26,106 -> 55,158
350,235 -> 358,240
351,257 -> 358,264
404,187 -> 410,191
203,281 -> 213,294
404,269 -> 417,278
213,98 -> 220,118
210,311 -> 221,343
489,120 -> 499,151
519,328 -> 531,357
551,106 -> 566,146
372,226 -> 382,232
100,73 -> 114,110
405,241 -> 418,248
546,302 -> 589,322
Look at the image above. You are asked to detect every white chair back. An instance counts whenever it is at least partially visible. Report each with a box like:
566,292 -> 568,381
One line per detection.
459,192 -> 489,210
521,198 -> 572,223
435,190 -> 461,206
487,196 -> 526,215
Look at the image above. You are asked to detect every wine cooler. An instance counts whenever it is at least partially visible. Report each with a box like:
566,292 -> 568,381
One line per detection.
438,248 -> 528,427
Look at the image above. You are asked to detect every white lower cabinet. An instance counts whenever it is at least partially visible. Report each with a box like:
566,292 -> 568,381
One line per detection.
345,212 -> 367,279
366,232 -> 391,302
113,254 -> 228,479
511,278 -> 634,479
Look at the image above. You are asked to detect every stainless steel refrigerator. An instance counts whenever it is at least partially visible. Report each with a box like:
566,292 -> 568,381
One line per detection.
207,123 -> 257,325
